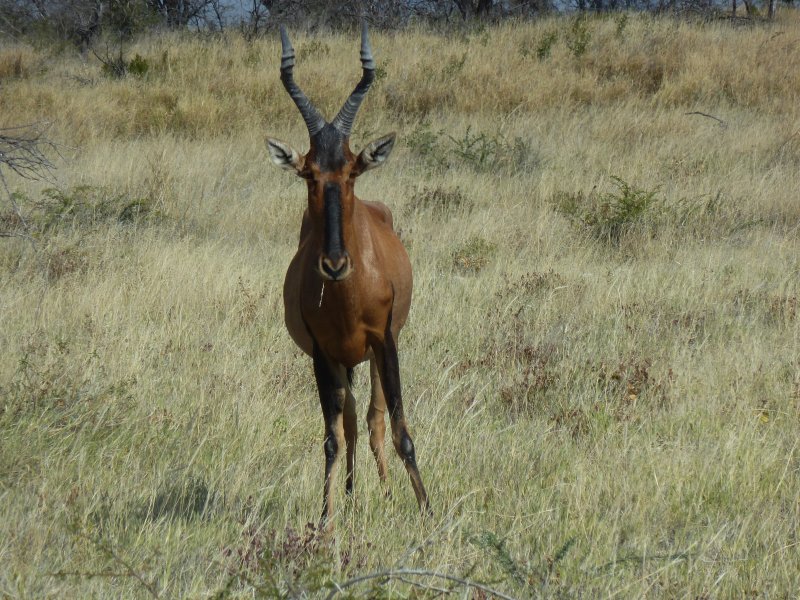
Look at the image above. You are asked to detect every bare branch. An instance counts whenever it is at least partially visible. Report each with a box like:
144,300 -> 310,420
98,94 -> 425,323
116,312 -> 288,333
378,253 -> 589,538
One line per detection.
0,121 -> 61,313
0,122 -> 59,181
325,568 -> 518,600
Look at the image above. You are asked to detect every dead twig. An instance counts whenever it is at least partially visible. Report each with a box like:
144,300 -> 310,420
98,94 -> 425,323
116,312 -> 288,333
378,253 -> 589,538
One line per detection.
771,127 -> 800,163
59,531 -> 162,599
685,111 -> 727,129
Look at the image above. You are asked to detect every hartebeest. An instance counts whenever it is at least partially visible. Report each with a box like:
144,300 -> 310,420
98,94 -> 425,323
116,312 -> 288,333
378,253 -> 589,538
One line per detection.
266,24 -> 429,528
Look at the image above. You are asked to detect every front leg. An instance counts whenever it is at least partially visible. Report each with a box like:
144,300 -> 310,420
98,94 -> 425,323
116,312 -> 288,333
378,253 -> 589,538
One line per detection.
313,343 -> 346,530
372,322 -> 431,515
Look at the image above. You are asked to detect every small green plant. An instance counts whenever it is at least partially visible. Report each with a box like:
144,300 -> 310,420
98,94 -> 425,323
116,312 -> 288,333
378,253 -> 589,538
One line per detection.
373,64 -> 388,86
405,124 -> 536,174
404,120 -> 446,169
452,235 -> 497,274
614,13 -> 630,39
298,39 -> 329,61
566,17 -> 592,58
537,30 -> 559,60
127,53 -> 149,77
469,531 -> 576,588
447,126 -> 535,173
96,49 -> 148,79
442,51 -> 468,78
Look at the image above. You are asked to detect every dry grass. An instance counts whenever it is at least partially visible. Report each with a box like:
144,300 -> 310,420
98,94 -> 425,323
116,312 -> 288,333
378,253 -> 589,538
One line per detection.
2,11 -> 800,598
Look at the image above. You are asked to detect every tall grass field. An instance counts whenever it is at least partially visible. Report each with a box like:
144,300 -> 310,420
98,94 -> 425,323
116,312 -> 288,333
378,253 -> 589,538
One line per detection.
1,11 -> 800,597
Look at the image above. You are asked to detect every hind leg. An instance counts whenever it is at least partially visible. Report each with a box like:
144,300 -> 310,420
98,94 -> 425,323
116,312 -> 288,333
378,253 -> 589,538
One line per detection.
372,326 -> 430,514
367,358 -> 390,493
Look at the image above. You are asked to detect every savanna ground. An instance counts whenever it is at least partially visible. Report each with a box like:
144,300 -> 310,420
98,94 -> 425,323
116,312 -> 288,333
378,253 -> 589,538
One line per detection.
2,10 -> 800,598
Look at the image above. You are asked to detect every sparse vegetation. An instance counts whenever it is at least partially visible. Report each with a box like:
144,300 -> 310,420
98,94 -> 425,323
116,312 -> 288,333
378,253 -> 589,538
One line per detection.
2,11 -> 800,598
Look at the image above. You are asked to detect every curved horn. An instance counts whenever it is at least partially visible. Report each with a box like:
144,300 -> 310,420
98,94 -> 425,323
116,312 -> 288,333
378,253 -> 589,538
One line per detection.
280,25 -> 326,137
331,22 -> 376,137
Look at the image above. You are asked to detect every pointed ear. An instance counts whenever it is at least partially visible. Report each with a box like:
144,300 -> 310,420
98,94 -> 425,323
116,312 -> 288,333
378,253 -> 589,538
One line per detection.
267,137 -> 304,173
355,132 -> 396,175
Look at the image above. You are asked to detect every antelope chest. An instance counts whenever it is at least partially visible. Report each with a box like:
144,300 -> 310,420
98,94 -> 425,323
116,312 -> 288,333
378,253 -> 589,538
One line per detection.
301,280 -> 388,367
302,288 -> 373,367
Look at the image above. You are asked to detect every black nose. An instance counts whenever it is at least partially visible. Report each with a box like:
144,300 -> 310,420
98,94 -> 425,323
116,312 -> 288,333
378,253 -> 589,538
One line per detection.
320,251 -> 351,280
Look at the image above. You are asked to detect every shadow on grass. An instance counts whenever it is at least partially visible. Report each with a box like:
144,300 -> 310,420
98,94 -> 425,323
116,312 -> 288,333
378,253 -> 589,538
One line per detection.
148,476 -> 215,521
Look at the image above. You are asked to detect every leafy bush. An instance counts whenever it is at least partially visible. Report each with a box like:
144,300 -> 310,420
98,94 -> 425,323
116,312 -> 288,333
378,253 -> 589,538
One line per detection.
555,176 -> 659,245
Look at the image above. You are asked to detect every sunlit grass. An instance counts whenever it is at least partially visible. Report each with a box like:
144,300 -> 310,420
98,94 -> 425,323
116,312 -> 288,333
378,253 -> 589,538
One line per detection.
1,11 -> 800,598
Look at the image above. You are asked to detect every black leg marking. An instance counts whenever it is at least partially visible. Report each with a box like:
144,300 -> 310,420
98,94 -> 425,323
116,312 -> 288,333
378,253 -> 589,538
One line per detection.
313,342 -> 345,527
398,433 -> 418,467
313,342 -> 343,417
380,320 -> 405,422
323,434 -> 338,464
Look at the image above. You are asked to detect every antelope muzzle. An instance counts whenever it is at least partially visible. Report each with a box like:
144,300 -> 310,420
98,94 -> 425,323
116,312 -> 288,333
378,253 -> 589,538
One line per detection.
318,250 -> 352,281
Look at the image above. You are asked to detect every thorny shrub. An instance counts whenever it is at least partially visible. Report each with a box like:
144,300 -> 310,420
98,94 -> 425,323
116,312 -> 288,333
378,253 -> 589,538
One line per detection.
220,520 -> 371,596
403,185 -> 472,219
10,186 -> 163,235
732,288 -> 799,326
499,343 -> 558,416
451,235 -> 496,274
554,176 -> 659,245
497,270 -> 567,299
548,358 -> 673,438
469,531 -> 575,589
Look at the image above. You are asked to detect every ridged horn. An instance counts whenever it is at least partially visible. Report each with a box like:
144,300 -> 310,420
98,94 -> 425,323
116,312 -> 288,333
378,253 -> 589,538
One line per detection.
280,25 -> 326,137
331,21 -> 376,137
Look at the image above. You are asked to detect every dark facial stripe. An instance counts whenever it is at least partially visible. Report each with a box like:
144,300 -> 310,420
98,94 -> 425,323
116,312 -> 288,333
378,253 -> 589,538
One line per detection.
323,182 -> 344,260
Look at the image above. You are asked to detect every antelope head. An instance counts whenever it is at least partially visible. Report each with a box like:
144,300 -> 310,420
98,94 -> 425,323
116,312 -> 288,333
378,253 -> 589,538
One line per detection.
267,23 -> 395,282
